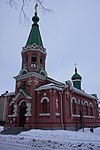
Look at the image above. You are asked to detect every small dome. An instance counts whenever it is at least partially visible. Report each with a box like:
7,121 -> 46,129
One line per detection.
32,12 -> 39,24
71,68 -> 82,80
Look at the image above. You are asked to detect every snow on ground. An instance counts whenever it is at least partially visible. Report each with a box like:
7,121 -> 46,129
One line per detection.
0,127 -> 100,150
0,126 -> 3,132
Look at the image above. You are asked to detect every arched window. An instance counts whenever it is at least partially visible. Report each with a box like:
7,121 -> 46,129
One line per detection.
32,54 -> 36,63
72,98 -> 77,114
40,57 -> 44,68
42,99 -> 48,113
89,103 -> 93,116
10,103 -> 14,115
84,102 -> 88,115
90,107 -> 93,116
40,57 -> 43,64
31,54 -> 37,68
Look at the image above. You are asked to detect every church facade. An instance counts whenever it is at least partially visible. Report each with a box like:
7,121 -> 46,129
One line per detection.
1,9 -> 100,130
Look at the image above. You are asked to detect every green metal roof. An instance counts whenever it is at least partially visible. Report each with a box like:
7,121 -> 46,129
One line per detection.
20,89 -> 32,99
26,12 -> 43,46
71,68 -> 82,80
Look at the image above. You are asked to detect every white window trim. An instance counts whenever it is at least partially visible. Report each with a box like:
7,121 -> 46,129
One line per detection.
83,115 -> 95,118
72,114 -> 80,117
41,97 -> 49,103
39,113 -> 50,116
55,113 -> 60,116
84,101 -> 88,106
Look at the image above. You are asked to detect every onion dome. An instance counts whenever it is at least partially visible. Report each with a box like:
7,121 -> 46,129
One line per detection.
71,67 -> 82,90
71,67 -> 82,80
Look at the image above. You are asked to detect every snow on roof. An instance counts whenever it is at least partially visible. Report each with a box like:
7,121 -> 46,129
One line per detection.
1,92 -> 15,97
47,77 -> 65,87
72,87 -> 97,100
35,83 -> 63,91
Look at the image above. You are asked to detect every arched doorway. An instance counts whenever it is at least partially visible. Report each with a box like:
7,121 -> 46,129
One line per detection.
19,101 -> 27,127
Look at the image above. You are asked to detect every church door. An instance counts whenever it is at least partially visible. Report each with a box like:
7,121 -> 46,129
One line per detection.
19,101 -> 27,127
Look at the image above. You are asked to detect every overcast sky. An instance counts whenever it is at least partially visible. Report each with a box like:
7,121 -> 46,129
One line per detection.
0,0 -> 100,98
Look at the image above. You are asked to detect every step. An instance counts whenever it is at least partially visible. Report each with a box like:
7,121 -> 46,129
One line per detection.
0,127 -> 30,135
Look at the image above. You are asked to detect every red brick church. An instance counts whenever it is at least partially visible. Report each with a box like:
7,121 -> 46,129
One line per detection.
1,6 -> 100,130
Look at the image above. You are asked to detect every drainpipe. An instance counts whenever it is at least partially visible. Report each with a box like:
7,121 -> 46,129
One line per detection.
3,96 -> 7,121
60,91 -> 64,129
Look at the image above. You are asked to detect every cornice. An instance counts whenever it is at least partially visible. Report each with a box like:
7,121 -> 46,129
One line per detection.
14,71 -> 46,81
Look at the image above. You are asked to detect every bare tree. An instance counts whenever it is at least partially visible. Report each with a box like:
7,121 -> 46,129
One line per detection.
6,0 -> 52,24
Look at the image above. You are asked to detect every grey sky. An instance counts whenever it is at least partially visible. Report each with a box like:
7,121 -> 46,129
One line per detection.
0,0 -> 100,98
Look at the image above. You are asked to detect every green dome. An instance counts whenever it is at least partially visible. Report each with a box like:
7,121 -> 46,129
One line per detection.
26,12 -> 43,46
71,68 -> 82,80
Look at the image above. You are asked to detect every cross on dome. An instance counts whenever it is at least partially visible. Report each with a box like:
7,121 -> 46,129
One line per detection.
74,63 -> 77,69
34,0 -> 38,13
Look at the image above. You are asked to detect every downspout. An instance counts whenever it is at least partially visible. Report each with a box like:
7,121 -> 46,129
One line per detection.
93,101 -> 95,128
3,96 -> 7,121
60,91 -> 64,129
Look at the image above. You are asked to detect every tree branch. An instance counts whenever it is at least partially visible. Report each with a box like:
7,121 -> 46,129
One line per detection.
7,0 -> 52,24
19,0 -> 30,25
38,0 -> 52,14
7,0 -> 17,8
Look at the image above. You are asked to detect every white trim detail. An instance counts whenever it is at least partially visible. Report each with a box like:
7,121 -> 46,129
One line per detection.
89,102 -> 93,107
72,114 -> 80,117
55,98 -> 59,109
84,115 -> 95,118
72,114 -> 95,118
55,113 -> 60,116
39,113 -> 50,116
13,93 -> 20,101
71,97 -> 77,103
14,72 -> 46,81
19,69 -> 28,75
84,101 -> 88,106
13,104 -> 18,116
10,101 -> 14,106
25,103 -> 31,117
41,97 -> 49,103
19,100 -> 26,106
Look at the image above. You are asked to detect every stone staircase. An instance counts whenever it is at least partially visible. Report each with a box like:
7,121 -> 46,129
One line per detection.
0,127 -> 30,135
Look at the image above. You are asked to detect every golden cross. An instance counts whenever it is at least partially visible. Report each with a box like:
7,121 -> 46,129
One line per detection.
34,0 -> 38,13
74,63 -> 77,68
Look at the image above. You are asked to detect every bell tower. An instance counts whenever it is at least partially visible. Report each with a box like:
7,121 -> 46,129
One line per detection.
21,2 -> 47,75
14,2 -> 47,96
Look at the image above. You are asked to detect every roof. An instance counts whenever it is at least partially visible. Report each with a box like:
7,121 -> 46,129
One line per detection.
72,87 -> 97,100
19,89 -> 32,99
1,92 -> 15,97
47,77 -> 65,87
71,68 -> 82,80
26,12 -> 43,46
35,83 -> 63,91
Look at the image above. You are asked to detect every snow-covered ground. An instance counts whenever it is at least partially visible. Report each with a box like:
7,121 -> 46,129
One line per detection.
0,126 -> 3,132
0,127 -> 100,150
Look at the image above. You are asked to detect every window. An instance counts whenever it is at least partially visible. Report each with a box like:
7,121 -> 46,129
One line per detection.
84,103 -> 88,115
10,104 -> 14,115
72,99 -> 76,114
40,57 -> 43,64
42,99 -> 48,113
32,54 -> 37,63
31,54 -> 37,68
90,105 -> 93,116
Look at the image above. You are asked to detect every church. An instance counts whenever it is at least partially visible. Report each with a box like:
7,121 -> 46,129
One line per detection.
0,4 -> 100,131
